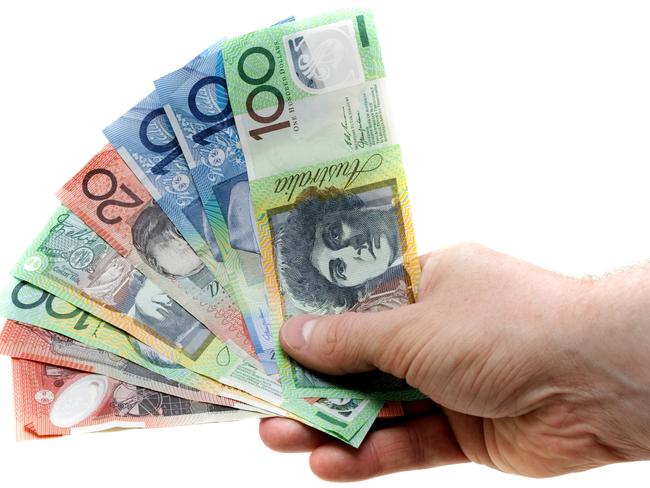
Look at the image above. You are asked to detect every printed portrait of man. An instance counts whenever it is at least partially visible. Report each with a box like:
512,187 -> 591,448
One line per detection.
129,278 -> 211,358
131,202 -> 216,290
275,185 -> 407,315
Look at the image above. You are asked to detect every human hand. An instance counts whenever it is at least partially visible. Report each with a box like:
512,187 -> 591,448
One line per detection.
260,243 -> 650,481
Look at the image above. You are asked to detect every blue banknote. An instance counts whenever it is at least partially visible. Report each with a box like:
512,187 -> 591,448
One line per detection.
105,89 -> 276,374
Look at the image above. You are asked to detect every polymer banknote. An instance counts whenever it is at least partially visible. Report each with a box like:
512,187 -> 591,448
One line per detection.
223,9 -> 393,181
155,33 -> 390,435
104,94 -> 275,374
57,145 -> 255,359
12,358 -> 265,440
10,206 -> 383,443
223,11 -> 422,400
103,95 -> 227,280
153,19 -> 298,372
1,319 -> 241,409
249,145 -> 423,399
0,278 -> 284,416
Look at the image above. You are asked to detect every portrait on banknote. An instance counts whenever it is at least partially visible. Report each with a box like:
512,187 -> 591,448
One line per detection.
35,211 -> 213,359
83,264 -> 213,359
129,277 -> 212,358
131,202 -> 220,292
265,179 -> 418,394
87,267 -> 212,359
131,202 -> 208,279
271,184 -> 412,316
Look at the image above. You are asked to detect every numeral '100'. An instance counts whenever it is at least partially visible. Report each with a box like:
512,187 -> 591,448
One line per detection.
237,47 -> 290,140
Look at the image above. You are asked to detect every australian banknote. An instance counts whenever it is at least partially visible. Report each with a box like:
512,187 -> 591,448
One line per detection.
12,358 -> 265,440
10,206 -> 275,395
10,206 -> 383,444
107,89 -> 275,373
0,319 -> 250,410
153,18 -> 296,372
222,11 -> 423,400
249,145 -> 423,400
103,96 -> 227,281
154,35 -> 388,439
222,9 -> 393,180
0,278 -> 284,415
57,145 -> 255,359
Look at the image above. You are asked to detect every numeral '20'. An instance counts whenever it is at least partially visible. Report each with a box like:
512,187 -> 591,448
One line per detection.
81,168 -> 143,225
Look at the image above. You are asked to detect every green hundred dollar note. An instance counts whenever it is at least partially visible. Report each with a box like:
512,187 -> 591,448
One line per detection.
224,10 -> 423,400
222,9 -> 393,180
10,207 -> 382,444
249,144 -> 424,400
0,319 -> 267,413
0,277 -> 273,412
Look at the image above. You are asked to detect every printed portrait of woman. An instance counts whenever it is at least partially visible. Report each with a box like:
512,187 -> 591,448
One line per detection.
273,185 -> 412,316
130,202 -> 221,294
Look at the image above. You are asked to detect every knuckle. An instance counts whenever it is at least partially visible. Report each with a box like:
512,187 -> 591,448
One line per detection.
420,242 -> 486,295
323,313 -> 355,358
449,241 -> 484,259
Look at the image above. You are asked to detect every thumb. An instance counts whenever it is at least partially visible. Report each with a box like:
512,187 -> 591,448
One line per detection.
279,303 -> 429,378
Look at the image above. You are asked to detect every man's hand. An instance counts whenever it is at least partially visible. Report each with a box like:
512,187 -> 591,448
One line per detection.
259,243 -> 650,481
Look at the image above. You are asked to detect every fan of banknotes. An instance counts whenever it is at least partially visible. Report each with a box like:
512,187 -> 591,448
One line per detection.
0,9 -> 423,445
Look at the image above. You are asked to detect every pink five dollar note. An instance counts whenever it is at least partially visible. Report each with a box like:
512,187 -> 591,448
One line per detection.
57,145 -> 256,361
0,319 -> 243,409
11,358 -> 266,440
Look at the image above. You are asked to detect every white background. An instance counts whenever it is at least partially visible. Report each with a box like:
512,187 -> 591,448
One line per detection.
1,0 -> 649,486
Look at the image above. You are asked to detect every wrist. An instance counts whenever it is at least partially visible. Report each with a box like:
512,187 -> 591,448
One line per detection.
562,266 -> 650,461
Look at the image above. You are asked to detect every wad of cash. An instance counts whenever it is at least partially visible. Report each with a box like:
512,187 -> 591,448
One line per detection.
1,8 -> 422,447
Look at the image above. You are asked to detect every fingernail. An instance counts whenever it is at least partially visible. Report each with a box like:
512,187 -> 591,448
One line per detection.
283,318 -> 317,350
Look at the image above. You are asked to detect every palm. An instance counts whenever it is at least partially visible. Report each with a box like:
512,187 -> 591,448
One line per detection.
443,404 -> 624,478
260,245 -> 642,480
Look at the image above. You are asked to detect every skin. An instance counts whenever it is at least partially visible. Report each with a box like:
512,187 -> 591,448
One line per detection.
261,243 -> 650,481
310,209 -> 398,287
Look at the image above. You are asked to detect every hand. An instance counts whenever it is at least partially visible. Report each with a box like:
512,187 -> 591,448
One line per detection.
259,243 -> 650,481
